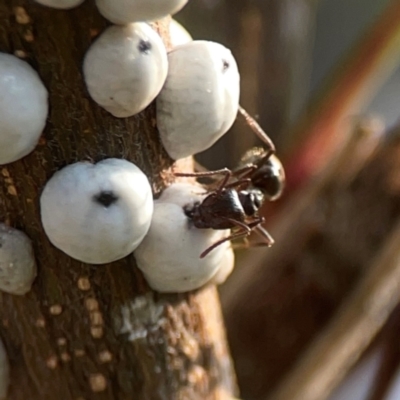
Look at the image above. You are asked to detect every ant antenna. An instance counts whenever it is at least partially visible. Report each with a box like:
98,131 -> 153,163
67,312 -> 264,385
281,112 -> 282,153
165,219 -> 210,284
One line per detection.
238,105 -> 276,158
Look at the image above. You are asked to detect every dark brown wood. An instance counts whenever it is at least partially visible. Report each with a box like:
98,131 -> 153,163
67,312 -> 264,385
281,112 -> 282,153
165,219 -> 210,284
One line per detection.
0,1 -> 237,399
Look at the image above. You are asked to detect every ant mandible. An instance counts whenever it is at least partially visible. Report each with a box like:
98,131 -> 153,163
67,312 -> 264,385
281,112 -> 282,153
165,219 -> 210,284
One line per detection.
175,105 -> 285,258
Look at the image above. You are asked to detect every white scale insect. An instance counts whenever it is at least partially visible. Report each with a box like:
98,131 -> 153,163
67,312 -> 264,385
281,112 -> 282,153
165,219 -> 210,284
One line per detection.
0,12 -> 237,292
0,224 -> 37,295
157,40 -> 240,160
41,159 -> 153,264
34,0 -> 84,9
135,182 -> 235,293
83,22 -> 168,118
95,0 -> 189,24
0,53 -> 48,165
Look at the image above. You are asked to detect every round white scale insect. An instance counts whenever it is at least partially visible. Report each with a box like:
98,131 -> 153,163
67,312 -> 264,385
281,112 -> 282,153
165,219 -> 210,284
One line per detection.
0,338 -> 9,400
210,246 -> 235,285
157,41 -> 240,160
0,53 -> 48,165
83,23 -> 168,118
95,0 -> 188,24
40,159 -> 153,264
169,19 -> 193,48
34,0 -> 85,9
135,182 -> 235,293
0,224 -> 37,295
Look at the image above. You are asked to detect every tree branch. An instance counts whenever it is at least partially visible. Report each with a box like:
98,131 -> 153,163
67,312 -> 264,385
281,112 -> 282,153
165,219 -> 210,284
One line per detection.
0,1 -> 236,399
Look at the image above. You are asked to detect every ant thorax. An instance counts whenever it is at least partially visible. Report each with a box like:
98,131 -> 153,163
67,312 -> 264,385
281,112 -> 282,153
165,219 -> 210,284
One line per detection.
185,188 -> 246,230
238,188 -> 264,216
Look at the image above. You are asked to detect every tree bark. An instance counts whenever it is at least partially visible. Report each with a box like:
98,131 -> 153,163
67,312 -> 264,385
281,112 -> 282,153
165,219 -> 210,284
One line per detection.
0,1 -> 236,399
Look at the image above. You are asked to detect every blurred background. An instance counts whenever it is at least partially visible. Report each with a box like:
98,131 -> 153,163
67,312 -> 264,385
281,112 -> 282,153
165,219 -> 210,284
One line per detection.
175,0 -> 400,399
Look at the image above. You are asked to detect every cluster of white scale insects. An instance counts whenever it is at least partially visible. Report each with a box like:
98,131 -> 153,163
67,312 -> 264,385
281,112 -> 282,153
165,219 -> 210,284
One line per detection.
0,0 -> 242,304
0,4 -> 245,391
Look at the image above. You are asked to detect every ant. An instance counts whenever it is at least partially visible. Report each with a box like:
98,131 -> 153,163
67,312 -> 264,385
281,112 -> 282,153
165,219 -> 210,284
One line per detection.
176,105 -> 285,258
236,106 -> 285,202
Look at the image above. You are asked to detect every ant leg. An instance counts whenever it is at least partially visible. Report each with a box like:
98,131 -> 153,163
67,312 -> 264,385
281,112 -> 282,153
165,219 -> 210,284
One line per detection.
224,178 -> 252,191
238,105 -> 276,157
243,216 -> 275,246
200,229 -> 250,258
175,165 -> 256,194
255,225 -> 275,246
231,164 -> 257,180
231,237 -> 251,250
231,221 -> 274,249
175,168 -> 230,179
200,217 -> 253,258
232,240 -> 272,250
175,168 -> 233,193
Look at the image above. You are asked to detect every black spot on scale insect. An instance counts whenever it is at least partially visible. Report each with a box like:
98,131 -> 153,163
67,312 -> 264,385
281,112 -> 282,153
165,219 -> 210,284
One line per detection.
176,106 -> 285,258
93,190 -> 119,208
137,39 -> 152,54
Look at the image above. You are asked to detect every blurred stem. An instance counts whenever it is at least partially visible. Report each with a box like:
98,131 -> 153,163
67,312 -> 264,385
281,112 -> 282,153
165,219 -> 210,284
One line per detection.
230,5 -> 263,163
222,116 -> 384,309
367,307 -> 400,400
268,218 -> 400,400
283,0 -> 400,193
257,0 -> 316,148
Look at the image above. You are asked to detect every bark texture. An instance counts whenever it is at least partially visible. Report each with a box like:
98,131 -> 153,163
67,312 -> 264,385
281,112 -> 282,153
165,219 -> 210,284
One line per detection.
0,1 -> 236,399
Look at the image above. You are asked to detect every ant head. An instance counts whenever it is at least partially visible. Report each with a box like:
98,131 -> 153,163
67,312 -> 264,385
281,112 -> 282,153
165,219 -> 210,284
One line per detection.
239,189 -> 264,216
252,155 -> 285,201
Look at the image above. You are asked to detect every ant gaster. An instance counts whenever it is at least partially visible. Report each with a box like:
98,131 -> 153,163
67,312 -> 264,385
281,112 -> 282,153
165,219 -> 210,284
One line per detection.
176,105 -> 285,258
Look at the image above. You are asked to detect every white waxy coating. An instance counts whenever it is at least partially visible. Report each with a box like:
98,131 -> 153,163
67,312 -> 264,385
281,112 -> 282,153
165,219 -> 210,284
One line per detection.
157,41 -> 240,160
154,181 -> 201,207
0,224 -> 37,295
95,0 -> 188,24
40,159 -> 153,264
34,0 -> 85,9
170,19 -> 192,47
210,246 -> 235,285
83,23 -> 168,118
135,182 -> 234,293
0,338 -> 9,400
0,53 -> 48,165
